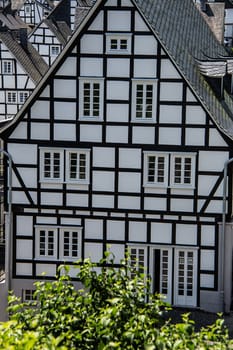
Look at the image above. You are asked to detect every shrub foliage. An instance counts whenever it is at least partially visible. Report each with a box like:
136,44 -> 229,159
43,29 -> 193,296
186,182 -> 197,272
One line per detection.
0,252 -> 232,349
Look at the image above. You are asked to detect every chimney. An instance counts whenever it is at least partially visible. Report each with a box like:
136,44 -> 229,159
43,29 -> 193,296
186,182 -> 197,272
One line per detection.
19,28 -> 28,51
200,0 -> 207,12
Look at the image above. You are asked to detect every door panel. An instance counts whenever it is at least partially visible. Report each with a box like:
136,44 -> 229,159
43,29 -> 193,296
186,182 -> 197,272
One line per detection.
152,248 -> 172,303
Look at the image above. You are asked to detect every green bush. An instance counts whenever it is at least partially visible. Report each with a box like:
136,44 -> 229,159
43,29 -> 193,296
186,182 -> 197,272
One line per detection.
0,252 -> 232,349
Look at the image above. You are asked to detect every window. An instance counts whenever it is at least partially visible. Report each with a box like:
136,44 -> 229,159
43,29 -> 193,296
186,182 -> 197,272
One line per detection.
6,91 -> 29,104
60,228 -> 82,260
144,152 -> 196,188
7,91 -> 17,104
35,226 -> 82,261
2,60 -> 13,74
66,150 -> 90,183
79,78 -> 104,119
23,289 -> 35,302
18,91 -> 29,104
40,148 -> 90,184
128,246 -> 146,278
132,80 -> 157,122
106,34 -> 131,53
35,227 -> 57,260
25,5 -> 31,14
170,154 -> 195,188
144,153 -> 169,187
51,45 -> 60,56
40,149 -> 63,182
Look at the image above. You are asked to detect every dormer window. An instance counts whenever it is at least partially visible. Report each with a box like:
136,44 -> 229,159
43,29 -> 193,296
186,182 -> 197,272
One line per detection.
106,34 -> 131,54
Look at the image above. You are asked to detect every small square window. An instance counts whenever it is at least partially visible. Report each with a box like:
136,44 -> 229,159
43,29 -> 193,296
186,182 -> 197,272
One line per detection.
23,289 -> 35,302
7,91 -> 17,104
106,34 -> 131,54
51,45 -> 60,56
18,91 -> 29,104
110,39 -> 118,50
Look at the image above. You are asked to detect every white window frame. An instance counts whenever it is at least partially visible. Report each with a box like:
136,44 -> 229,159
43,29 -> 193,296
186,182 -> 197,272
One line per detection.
2,60 -> 13,74
35,227 -> 57,260
132,79 -> 157,122
79,78 -> 104,120
128,246 -> 147,277
143,152 -> 169,188
170,153 -> 196,188
50,45 -> 60,56
66,149 -> 90,184
106,33 -> 132,54
23,289 -> 35,302
59,227 -> 82,261
6,91 -> 17,104
24,4 -> 31,14
40,148 -> 64,183
18,91 -> 29,104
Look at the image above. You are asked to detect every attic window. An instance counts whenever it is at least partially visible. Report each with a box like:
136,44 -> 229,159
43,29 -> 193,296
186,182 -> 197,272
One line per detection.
106,34 -> 132,54
25,5 -> 31,14
2,60 -> 13,74
51,45 -> 60,56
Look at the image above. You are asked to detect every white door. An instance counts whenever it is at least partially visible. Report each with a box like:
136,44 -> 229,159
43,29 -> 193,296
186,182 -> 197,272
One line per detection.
174,249 -> 197,307
152,248 -> 172,303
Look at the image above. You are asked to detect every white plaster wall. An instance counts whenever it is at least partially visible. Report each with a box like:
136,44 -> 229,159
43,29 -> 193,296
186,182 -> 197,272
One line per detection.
80,34 -> 103,54
134,35 -> 157,54
36,264 -> 57,277
80,58 -> 103,76
92,171 -> 115,191
185,128 -> 205,146
186,106 -> 206,124
128,221 -> 147,242
92,195 -> 114,208
106,126 -> 128,143
159,127 -> 181,145
107,58 -> 130,77
107,244 -> 125,263
40,193 -> 63,206
88,11 -> 103,30
176,224 -> 197,245
54,102 -> 76,120
160,59 -> 180,79
200,274 -> 214,288
17,168 -> 37,188
10,122 -> 27,139
36,216 -> 57,224
107,104 -> 129,122
8,143 -> 37,164
200,249 -> 215,270
199,151 -> 228,171
31,101 -> 50,119
151,222 -> 172,243
201,225 -> 215,246
53,79 -> 76,98
134,11 -> 149,31
132,126 -> 155,144
107,10 -> 131,31
107,220 -> 125,240
66,193 -> 89,207
198,175 -> 219,196
160,82 -> 183,101
107,81 -> 129,100
118,196 -> 140,210
56,57 -> 77,76
84,242 -> 103,262
118,172 -> 141,193
16,240 -> 32,259
93,147 -> 115,167
85,219 -> 103,239
209,129 -> 228,147
160,105 -> 182,124
144,197 -> 167,211
134,59 -> 156,78
170,198 -> 193,212
80,125 -> 102,142
16,263 -> 32,276
119,148 -> 141,168
31,123 -> 50,140
17,216 -> 33,236
54,124 -> 76,141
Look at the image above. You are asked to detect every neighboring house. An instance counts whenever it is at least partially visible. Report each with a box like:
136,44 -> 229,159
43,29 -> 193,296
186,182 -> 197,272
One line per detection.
0,1 -> 48,120
18,0 -> 57,28
28,0 -> 72,66
2,0 -> 233,313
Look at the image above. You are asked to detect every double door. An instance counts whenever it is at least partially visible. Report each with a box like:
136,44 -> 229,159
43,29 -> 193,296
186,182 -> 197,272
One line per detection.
152,247 -> 197,307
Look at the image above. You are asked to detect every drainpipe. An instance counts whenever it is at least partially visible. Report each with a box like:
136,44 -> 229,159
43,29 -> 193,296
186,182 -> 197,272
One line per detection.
222,157 -> 233,312
0,149 -> 12,293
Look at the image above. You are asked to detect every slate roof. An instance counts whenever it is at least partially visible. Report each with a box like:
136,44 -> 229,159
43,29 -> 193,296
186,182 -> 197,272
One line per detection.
0,31 -> 48,83
134,0 -> 233,138
3,0 -> 233,140
44,18 -> 71,44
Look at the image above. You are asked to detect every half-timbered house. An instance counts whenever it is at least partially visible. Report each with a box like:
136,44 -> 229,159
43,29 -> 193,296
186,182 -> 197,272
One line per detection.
18,0 -> 57,28
28,0 -> 72,66
2,0 -> 233,313
0,1 -> 48,120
